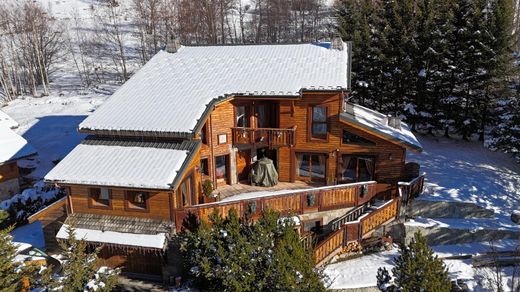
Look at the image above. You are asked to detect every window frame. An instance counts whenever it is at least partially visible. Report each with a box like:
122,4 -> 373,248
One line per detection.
309,105 -> 329,141
341,129 -> 377,146
177,173 -> 197,208
337,154 -> 376,183
234,105 -> 250,128
124,190 -> 150,212
88,187 -> 112,209
295,152 -> 327,182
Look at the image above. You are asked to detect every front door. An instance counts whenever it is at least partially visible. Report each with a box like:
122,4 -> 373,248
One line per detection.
236,150 -> 251,182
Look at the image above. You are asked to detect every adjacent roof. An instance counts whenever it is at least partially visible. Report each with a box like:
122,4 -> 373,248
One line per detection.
0,126 -> 37,164
340,103 -> 423,152
0,109 -> 19,129
56,213 -> 173,249
79,42 -> 350,136
45,138 -> 200,189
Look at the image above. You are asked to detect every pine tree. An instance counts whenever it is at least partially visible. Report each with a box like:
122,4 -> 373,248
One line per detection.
487,93 -> 520,162
180,209 -> 326,291
44,224 -> 119,291
392,232 -> 451,291
0,227 -> 25,291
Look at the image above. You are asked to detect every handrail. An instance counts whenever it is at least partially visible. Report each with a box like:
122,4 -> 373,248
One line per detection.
397,173 -> 426,186
231,126 -> 297,147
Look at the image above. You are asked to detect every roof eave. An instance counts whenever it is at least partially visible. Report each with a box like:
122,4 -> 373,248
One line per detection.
339,114 -> 423,153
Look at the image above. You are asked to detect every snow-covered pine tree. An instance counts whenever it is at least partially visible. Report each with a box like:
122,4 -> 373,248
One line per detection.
392,232 -> 451,291
336,0 -> 384,110
0,227 -> 27,291
43,224 -> 119,292
487,93 -> 520,162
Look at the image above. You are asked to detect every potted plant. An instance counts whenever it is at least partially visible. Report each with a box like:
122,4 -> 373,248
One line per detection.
202,179 -> 216,203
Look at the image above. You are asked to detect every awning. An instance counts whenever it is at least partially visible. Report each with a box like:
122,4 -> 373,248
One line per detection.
45,138 -> 199,190
56,213 -> 173,250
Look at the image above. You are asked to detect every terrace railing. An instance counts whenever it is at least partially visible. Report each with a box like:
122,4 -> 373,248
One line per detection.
174,181 -> 378,232
231,126 -> 296,148
314,197 -> 400,266
398,174 -> 426,206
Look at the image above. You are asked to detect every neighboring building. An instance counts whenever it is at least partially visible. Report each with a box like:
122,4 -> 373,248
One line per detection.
45,39 -> 424,280
0,110 -> 37,200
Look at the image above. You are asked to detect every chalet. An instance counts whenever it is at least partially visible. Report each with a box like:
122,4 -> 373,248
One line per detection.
0,110 -> 37,200
44,38 -> 424,280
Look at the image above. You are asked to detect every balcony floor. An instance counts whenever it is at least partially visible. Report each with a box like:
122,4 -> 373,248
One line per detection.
216,181 -> 322,200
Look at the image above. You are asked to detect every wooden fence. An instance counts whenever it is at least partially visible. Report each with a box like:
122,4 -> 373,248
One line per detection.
175,181 -> 377,231
314,197 -> 400,266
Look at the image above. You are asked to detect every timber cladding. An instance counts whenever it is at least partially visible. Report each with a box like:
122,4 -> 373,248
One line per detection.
67,185 -> 172,220
278,92 -> 406,184
0,161 -> 19,183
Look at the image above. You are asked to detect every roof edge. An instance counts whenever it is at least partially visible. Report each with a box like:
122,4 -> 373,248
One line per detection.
169,140 -> 202,190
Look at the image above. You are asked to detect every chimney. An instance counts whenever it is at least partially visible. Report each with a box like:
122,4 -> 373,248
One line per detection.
387,116 -> 402,130
166,37 -> 181,53
331,36 -> 344,51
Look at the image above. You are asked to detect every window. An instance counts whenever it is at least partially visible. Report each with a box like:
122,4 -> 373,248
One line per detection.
342,130 -> 376,146
201,123 -> 208,145
200,158 -> 209,177
311,106 -> 327,139
215,155 -> 228,183
296,153 -> 326,181
126,191 -> 149,210
338,155 -> 374,183
235,105 -> 249,127
179,174 -> 196,207
89,187 -> 111,208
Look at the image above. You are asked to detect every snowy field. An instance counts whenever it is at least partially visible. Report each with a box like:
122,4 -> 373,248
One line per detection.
408,135 -> 520,230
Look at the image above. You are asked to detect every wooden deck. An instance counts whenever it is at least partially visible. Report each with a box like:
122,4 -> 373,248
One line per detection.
216,180 -> 320,199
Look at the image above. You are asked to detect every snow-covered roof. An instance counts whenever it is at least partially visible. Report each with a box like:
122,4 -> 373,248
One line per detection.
340,103 -> 423,152
56,213 -> 172,249
79,42 -> 350,136
56,225 -> 167,249
0,109 -> 19,129
45,139 -> 200,189
0,126 -> 37,164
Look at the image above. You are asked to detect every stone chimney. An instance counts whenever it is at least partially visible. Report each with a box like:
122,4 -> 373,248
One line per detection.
166,37 -> 181,53
331,36 -> 344,51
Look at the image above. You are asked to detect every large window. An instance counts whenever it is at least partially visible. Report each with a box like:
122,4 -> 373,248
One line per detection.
235,105 -> 249,127
338,155 -> 374,183
296,153 -> 326,181
126,191 -> 149,211
215,155 -> 228,184
89,187 -> 111,208
311,106 -> 328,139
179,174 -> 196,207
342,130 -> 376,146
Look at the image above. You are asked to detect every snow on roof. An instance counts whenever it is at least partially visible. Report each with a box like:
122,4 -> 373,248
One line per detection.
0,126 -> 37,164
56,224 -> 167,249
340,103 -> 422,152
0,109 -> 19,129
79,42 -> 350,135
45,139 -> 199,189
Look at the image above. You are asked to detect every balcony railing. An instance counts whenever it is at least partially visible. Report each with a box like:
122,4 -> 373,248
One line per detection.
231,126 -> 296,147
174,181 -> 378,232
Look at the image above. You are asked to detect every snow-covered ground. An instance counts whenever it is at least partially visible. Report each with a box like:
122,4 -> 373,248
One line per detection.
408,135 -> 520,226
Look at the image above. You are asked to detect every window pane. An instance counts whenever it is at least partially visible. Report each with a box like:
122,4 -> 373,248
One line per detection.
313,107 -> 326,122
341,156 -> 357,182
358,158 -> 374,181
100,188 -> 110,200
200,159 -> 209,176
342,130 -> 376,145
236,106 -> 248,127
181,182 -> 188,206
310,155 -> 325,178
256,105 -> 266,128
312,123 -> 327,135
215,156 -> 227,179
128,191 -> 148,209
297,154 -> 311,177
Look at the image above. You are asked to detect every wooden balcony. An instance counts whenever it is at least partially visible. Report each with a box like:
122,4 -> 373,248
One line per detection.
231,126 -> 296,148
174,181 -> 378,232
